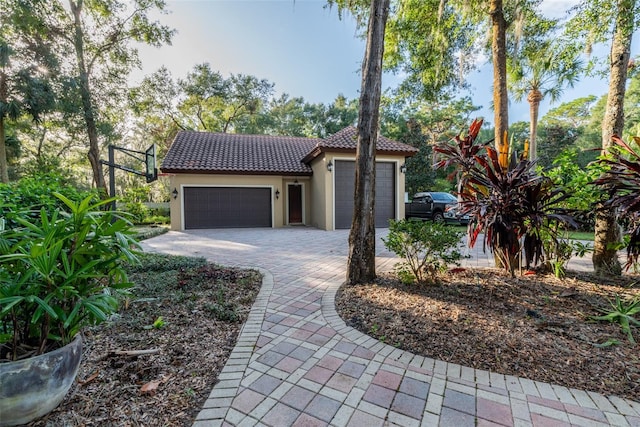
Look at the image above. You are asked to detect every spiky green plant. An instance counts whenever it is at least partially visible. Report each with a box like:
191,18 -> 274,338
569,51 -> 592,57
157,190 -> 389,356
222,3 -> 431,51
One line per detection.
591,295 -> 640,343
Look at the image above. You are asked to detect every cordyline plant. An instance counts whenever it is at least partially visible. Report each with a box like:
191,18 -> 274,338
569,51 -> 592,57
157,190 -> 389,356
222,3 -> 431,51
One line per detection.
592,135 -> 640,271
433,118 -> 489,196
435,119 -> 576,276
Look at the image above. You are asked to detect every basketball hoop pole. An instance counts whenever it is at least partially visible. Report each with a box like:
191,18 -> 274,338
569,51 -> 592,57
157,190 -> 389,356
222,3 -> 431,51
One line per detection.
100,144 -> 158,210
109,145 -> 116,211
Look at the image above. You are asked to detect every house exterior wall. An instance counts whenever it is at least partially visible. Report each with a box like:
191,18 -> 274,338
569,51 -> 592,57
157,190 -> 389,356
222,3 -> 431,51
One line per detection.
309,153 -> 408,231
167,154 -> 408,231
309,157 -> 332,230
168,173 -> 306,231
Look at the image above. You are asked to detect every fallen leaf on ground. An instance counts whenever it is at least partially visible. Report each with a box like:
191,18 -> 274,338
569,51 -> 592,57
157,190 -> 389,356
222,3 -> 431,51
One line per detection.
140,380 -> 161,394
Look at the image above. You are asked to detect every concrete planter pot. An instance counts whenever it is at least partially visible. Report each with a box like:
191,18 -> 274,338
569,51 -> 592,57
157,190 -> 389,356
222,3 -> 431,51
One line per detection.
0,335 -> 82,427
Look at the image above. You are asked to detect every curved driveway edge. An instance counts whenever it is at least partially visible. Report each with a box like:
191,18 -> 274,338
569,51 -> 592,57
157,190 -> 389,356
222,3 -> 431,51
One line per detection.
139,228 -> 640,427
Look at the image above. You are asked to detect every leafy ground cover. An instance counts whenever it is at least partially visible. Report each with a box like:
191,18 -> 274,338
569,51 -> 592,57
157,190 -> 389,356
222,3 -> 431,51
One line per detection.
336,268 -> 639,402
130,224 -> 170,241
28,253 -> 262,426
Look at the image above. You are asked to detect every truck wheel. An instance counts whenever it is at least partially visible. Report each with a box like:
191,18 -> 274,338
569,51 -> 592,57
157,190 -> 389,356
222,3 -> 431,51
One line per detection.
432,212 -> 444,223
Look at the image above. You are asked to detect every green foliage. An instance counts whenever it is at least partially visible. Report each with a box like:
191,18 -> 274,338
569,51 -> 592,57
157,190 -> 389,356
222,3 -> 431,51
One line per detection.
0,193 -> 139,359
205,296 -> 239,322
130,224 -> 169,241
591,295 -> 640,343
545,149 -> 607,230
0,173 -> 96,229
125,253 -> 206,274
593,136 -> 640,270
383,0 -> 478,102
382,219 -> 464,284
152,316 -> 165,329
382,95 -> 481,195
539,95 -> 602,158
140,214 -> 170,225
178,64 -> 275,133
123,201 -> 149,224
538,229 -> 593,278
435,120 -> 577,276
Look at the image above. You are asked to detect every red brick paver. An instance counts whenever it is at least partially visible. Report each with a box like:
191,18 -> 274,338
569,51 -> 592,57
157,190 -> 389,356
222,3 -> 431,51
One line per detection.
141,228 -> 639,427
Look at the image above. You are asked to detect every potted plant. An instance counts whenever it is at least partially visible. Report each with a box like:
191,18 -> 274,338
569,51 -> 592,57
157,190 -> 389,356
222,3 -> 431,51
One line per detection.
0,192 -> 138,426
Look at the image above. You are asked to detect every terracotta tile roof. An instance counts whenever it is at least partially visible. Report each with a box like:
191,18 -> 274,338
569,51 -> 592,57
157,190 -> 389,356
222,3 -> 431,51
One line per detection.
161,131 -> 319,175
301,126 -> 418,162
322,126 -> 418,152
161,127 -> 418,174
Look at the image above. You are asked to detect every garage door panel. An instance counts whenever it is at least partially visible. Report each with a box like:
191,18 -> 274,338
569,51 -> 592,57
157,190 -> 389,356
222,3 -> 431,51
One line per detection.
334,161 -> 356,230
374,162 -> 395,227
334,161 -> 395,229
184,187 -> 271,229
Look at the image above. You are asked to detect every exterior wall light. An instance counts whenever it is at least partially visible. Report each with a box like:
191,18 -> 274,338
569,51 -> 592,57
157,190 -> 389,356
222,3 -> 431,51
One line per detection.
327,160 -> 333,172
172,188 -> 178,199
275,189 -> 280,199
400,164 -> 407,174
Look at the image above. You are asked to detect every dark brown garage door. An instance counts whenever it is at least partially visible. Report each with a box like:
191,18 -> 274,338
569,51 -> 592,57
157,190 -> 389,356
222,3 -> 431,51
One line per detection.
183,187 -> 272,229
334,161 -> 395,229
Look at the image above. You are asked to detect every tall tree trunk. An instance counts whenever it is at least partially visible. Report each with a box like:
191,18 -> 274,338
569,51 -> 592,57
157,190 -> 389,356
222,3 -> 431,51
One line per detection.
347,0 -> 390,285
0,70 -> 8,183
489,0 -> 514,270
527,89 -> 542,161
592,0 -> 635,276
70,0 -> 107,195
490,0 -> 508,147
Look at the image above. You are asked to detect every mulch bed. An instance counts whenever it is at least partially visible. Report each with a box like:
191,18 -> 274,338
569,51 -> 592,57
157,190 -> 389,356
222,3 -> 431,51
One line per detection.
336,268 -> 640,402
26,264 -> 262,426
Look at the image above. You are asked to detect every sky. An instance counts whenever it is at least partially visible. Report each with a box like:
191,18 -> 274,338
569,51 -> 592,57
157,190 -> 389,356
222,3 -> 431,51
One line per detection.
135,0 -> 639,127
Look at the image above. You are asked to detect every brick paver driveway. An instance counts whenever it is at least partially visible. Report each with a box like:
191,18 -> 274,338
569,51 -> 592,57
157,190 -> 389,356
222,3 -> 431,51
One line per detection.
140,228 -> 639,427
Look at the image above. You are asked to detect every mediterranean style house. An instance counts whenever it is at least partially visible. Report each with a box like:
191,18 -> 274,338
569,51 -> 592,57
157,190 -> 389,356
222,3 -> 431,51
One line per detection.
161,126 -> 417,231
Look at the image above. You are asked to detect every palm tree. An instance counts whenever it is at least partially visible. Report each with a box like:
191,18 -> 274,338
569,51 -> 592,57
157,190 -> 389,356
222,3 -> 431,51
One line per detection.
509,42 -> 582,161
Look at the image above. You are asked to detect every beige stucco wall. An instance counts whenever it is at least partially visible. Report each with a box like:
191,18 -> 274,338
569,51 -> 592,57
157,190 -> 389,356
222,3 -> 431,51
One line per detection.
309,157 -> 332,230
167,173 -> 311,231
167,154 -> 408,231
309,153 -> 408,231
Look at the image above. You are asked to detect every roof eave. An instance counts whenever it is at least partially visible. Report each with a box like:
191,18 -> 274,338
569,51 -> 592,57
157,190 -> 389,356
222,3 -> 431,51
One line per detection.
160,168 -> 313,177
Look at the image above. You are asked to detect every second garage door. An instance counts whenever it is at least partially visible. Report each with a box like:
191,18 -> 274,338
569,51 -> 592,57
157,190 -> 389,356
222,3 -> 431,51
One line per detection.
183,187 -> 272,229
334,161 -> 396,229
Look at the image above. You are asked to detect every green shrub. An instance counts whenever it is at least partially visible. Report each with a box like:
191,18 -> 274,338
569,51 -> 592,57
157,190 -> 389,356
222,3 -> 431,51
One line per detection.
538,229 -> 593,278
0,193 -> 138,359
0,173 -> 96,229
141,214 -> 170,225
123,201 -> 149,223
382,219 -> 464,283
130,225 -> 169,241
545,149 -> 608,231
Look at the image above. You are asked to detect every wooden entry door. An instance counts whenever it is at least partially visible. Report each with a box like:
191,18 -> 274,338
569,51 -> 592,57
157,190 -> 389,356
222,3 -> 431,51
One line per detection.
288,184 -> 303,224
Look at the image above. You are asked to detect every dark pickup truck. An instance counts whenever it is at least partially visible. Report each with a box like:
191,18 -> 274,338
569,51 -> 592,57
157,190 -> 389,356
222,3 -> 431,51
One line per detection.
405,192 -> 468,224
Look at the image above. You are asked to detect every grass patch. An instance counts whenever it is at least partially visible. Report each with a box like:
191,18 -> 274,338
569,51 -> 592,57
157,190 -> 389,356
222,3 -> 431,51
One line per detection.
567,231 -> 595,241
452,226 -> 594,241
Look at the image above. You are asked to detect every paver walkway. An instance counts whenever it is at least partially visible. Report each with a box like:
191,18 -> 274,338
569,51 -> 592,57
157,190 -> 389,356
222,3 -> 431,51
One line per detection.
140,228 -> 640,427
